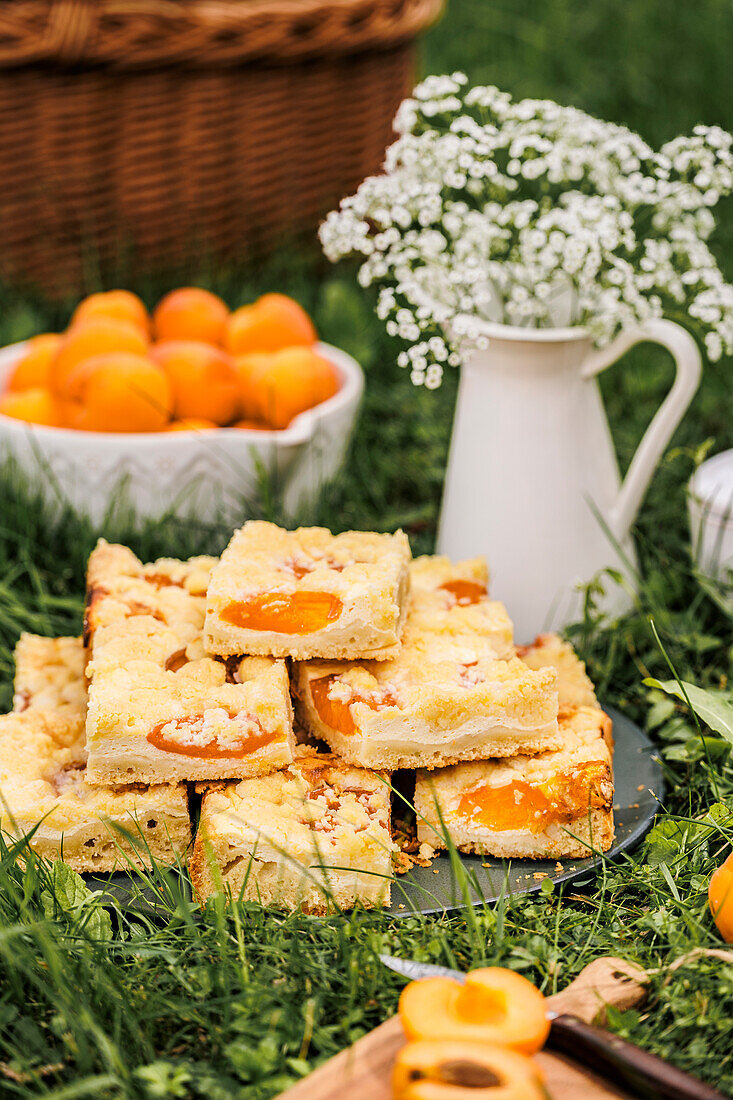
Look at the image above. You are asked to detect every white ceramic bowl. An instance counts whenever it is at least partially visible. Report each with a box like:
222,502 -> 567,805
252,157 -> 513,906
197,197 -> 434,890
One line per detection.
688,449 -> 733,587
0,341 -> 364,527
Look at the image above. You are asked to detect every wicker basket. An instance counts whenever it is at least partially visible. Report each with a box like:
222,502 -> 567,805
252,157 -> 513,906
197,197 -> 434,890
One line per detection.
0,0 -> 443,296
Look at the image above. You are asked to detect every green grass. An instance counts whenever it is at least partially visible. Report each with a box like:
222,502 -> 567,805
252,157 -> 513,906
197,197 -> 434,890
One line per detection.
0,0 -> 732,1095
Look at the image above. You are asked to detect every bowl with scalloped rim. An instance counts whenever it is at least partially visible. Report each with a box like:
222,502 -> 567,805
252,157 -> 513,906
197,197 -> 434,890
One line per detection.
0,340 -> 364,527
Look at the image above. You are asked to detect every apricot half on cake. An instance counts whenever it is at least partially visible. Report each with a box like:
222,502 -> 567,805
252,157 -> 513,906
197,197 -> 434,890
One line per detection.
399,968 -> 550,1056
392,1040 -> 545,1100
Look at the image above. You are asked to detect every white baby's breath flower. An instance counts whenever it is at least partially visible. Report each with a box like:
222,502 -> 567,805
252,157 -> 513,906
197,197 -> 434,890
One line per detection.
319,77 -> 733,387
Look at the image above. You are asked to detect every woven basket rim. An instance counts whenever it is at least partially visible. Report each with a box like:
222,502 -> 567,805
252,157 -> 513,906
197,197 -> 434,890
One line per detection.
0,0 -> 445,69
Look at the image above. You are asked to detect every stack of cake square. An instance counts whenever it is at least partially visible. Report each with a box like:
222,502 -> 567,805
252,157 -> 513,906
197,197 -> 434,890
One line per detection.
0,520 -> 614,913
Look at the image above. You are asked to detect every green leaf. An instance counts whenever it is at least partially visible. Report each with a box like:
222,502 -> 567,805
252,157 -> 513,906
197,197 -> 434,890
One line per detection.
40,863 -> 112,941
646,819 -> 690,866
645,803 -> 733,867
643,679 -> 733,742
134,1061 -> 192,1098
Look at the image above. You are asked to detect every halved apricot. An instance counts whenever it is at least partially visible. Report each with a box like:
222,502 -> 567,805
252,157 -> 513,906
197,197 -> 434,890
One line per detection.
458,763 -> 609,834
0,387 -> 61,427
147,716 -> 276,758
310,674 -> 397,736
311,675 -> 359,735
7,334 -> 62,392
220,591 -> 343,634
440,579 -> 487,605
71,290 -> 150,336
151,340 -> 239,425
236,346 -> 340,430
399,969 -> 549,1056
225,293 -> 316,356
393,1040 -> 545,1100
51,318 -> 149,395
153,287 -> 229,345
62,353 -> 172,433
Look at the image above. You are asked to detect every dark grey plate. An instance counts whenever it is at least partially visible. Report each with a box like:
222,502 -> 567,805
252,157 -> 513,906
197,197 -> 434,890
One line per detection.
88,706 -> 662,919
388,706 -> 663,916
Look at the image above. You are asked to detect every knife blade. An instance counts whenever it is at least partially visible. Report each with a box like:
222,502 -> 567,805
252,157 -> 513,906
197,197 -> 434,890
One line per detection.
378,954 -> 466,984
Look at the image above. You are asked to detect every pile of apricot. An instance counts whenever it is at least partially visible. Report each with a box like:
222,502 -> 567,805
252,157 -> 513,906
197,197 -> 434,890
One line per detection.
393,967 -> 549,1099
0,288 -> 341,433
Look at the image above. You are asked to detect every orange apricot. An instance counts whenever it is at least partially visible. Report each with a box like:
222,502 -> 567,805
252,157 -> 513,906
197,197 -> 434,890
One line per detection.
147,715 -> 275,758
62,353 -> 172,433
225,293 -> 316,356
151,340 -> 239,425
392,1040 -> 545,1100
440,579 -> 488,605
165,418 -> 219,432
153,287 -> 229,345
70,290 -> 150,335
7,334 -> 62,392
399,969 -> 550,1056
233,419 -> 270,430
220,591 -> 343,634
310,674 -> 398,736
709,850 -> 733,943
236,347 -> 340,430
51,319 -> 149,396
0,387 -> 61,427
457,762 -> 609,834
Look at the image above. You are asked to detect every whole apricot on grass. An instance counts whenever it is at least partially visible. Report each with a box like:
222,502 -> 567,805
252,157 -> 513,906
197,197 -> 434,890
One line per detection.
152,341 -> 239,425
392,1040 -> 545,1100
63,353 -> 172,433
236,347 -> 340,429
51,319 -> 149,395
165,417 -> 219,432
7,334 -> 62,391
71,290 -> 150,336
709,850 -> 733,943
0,387 -> 61,427
225,293 -> 316,356
153,288 -> 229,345
399,968 -> 550,1056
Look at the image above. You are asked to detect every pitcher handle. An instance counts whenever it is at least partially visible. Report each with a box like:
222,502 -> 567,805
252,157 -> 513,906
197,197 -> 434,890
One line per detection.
581,318 -> 702,540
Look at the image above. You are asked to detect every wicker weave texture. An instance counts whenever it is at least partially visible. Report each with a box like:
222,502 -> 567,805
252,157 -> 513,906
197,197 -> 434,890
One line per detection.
0,0 -> 443,294
0,0 -> 443,67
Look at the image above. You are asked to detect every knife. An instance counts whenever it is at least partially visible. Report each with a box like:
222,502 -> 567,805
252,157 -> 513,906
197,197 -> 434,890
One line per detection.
379,955 -> 725,1100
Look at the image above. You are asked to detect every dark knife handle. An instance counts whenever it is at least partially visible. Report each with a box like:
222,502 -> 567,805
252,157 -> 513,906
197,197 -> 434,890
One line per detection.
548,1014 -> 724,1100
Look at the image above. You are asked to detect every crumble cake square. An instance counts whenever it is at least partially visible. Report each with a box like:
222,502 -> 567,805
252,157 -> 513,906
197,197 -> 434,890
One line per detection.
405,555 -> 514,659
190,746 -> 395,912
203,521 -> 412,661
415,704 -> 614,860
84,541 -> 294,787
2,635 -> 191,871
293,555 -> 559,771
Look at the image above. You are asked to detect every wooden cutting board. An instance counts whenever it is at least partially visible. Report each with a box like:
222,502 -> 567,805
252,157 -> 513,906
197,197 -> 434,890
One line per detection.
278,957 -> 647,1100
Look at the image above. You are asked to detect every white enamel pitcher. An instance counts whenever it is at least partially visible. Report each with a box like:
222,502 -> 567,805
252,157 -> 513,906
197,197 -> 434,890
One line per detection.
437,319 -> 702,641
